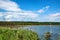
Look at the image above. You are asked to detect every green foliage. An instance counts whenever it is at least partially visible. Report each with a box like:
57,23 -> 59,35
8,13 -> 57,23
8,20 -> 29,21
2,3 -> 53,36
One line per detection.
18,30 -> 40,40
44,32 -> 51,40
0,22 -> 60,26
0,28 -> 40,40
0,29 -> 17,40
57,37 -> 60,40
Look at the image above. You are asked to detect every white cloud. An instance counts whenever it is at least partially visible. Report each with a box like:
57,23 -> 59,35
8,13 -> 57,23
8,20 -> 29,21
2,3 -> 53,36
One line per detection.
0,0 -> 39,21
5,15 -> 12,19
45,13 -> 60,21
0,11 -> 38,21
0,0 -> 21,11
38,9 -> 44,13
0,13 -> 3,17
45,6 -> 50,9
4,11 -> 38,21
38,6 -> 50,13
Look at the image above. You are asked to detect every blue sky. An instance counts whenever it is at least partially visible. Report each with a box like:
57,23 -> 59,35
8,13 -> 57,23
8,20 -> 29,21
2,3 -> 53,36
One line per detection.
0,0 -> 60,22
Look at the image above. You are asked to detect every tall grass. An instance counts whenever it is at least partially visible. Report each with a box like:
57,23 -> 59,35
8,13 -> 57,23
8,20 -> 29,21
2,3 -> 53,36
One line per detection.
0,27 -> 40,40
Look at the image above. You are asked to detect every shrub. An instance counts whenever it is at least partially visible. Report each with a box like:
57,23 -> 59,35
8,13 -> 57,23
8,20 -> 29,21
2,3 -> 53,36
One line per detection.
0,28 -> 40,40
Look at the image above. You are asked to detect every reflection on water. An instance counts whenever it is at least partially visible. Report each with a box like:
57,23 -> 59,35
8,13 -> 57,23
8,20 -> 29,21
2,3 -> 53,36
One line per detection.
22,25 -> 60,40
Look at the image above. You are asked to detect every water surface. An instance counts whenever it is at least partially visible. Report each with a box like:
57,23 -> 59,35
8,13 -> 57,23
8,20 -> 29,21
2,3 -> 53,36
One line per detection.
23,25 -> 60,40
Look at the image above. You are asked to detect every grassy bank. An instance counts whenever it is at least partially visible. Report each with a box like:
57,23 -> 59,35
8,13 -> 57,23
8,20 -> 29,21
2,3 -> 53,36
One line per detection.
0,27 -> 40,40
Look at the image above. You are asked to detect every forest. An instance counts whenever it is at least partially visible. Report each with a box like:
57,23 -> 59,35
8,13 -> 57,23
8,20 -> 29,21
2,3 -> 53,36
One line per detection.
0,21 -> 60,26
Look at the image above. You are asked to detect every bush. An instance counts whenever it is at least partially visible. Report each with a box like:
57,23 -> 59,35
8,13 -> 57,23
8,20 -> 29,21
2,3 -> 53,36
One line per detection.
0,28 -> 40,40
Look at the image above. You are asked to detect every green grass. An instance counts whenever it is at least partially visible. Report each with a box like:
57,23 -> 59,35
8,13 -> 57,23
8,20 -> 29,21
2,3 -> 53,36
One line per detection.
0,27 -> 40,40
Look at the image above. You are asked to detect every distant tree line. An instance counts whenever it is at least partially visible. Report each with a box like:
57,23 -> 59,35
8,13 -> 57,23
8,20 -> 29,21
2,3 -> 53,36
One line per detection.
0,22 -> 60,26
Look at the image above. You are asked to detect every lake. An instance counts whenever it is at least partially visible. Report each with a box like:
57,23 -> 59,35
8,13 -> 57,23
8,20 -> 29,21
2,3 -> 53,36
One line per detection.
22,25 -> 60,40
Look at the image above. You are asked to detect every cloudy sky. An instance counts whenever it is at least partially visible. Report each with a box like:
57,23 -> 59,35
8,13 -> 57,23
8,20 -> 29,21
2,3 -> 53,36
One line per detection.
0,0 -> 60,22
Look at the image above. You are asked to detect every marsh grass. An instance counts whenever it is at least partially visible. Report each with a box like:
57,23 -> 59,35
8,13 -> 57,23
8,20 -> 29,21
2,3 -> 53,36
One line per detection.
0,27 -> 40,40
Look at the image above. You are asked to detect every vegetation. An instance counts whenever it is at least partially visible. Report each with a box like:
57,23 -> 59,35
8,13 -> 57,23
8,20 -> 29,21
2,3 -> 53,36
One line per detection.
44,32 -> 51,40
0,22 -> 60,26
0,21 -> 60,40
0,28 -> 40,40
